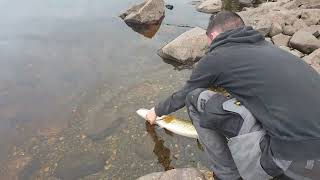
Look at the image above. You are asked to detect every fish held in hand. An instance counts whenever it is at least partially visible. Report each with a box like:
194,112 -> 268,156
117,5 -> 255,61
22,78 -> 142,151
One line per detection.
136,108 -> 198,139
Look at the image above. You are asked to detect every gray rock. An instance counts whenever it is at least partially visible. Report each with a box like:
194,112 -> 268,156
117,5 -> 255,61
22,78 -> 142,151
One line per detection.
196,0 -> 222,14
158,27 -> 208,64
120,0 -> 165,24
137,172 -> 164,180
282,19 -> 307,36
272,33 -> 291,46
54,152 -> 106,180
290,49 -> 304,58
137,168 -> 208,180
303,48 -> 320,73
256,20 -> 272,36
292,19 -> 308,31
269,22 -> 283,37
300,9 -> 320,26
283,25 -> 296,36
289,30 -> 320,54
159,168 -> 207,180
300,25 -> 320,35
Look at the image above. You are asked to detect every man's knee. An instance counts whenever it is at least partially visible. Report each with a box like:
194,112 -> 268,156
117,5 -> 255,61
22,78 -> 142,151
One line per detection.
185,88 -> 206,109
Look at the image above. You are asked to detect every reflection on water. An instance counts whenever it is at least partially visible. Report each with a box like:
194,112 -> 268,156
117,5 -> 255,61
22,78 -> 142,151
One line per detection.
124,21 -> 163,38
145,122 -> 174,170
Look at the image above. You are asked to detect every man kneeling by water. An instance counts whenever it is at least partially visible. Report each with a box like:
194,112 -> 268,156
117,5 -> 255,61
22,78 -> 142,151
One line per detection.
146,11 -> 320,180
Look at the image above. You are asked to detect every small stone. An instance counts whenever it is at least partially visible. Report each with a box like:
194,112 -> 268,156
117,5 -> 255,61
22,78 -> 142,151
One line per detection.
59,137 -> 64,141
44,167 -> 50,172
313,31 -> 320,39
165,4 -> 174,10
104,164 -> 112,170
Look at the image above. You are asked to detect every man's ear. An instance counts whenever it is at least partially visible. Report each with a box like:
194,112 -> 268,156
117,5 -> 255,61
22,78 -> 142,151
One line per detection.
210,31 -> 219,41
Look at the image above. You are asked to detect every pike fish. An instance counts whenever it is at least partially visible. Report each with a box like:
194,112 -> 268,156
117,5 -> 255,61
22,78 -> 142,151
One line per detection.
136,108 -> 198,139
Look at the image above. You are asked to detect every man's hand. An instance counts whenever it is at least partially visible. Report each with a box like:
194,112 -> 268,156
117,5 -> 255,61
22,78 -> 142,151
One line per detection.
146,108 -> 157,125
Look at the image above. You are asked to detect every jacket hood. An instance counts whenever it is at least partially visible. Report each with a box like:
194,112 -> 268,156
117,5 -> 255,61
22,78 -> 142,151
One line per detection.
209,26 -> 264,52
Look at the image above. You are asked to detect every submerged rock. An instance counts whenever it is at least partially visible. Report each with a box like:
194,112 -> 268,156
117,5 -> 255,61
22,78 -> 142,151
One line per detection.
137,168 -> 207,180
289,30 -> 320,54
54,152 -> 106,180
120,0 -> 165,25
158,27 -> 208,64
196,0 -> 222,14
303,48 -> 320,73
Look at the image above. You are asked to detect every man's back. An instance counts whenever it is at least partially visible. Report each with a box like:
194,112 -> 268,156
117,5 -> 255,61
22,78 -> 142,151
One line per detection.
207,30 -> 320,159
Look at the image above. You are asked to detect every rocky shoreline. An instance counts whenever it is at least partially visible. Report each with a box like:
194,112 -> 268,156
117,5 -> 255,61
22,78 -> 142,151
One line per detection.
157,0 -> 320,72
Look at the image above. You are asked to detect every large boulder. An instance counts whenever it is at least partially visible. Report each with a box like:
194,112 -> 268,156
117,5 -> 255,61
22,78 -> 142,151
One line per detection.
137,168 -> 207,180
196,0 -> 222,14
289,30 -> 320,54
272,33 -> 291,46
303,48 -> 320,73
158,27 -> 208,64
283,25 -> 296,36
300,25 -> 320,35
299,9 -> 320,26
120,0 -> 165,24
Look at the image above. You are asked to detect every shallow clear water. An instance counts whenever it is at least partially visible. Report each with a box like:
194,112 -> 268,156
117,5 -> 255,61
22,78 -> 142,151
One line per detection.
0,0 -> 217,179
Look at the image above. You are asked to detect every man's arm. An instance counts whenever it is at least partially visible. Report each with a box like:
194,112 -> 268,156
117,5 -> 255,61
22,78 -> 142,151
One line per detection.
154,71 -> 213,117
146,55 -> 222,124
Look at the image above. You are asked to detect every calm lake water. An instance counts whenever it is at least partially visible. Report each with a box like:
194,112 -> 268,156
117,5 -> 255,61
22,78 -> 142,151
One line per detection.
0,0 -> 244,179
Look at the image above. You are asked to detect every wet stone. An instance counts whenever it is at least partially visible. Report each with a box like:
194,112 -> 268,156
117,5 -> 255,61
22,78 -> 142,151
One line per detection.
54,152 -> 106,180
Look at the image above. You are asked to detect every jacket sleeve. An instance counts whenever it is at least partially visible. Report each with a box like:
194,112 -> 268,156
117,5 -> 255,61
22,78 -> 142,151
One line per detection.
154,55 -> 221,116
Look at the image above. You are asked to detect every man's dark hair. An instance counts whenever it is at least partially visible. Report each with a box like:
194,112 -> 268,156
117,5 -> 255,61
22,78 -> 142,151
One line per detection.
206,11 -> 245,36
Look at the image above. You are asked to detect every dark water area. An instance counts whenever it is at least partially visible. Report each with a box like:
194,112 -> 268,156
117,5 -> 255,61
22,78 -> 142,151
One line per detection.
0,0 -> 248,179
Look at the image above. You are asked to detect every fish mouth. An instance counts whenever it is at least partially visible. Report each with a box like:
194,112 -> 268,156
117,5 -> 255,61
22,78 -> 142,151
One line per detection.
136,108 -> 149,120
